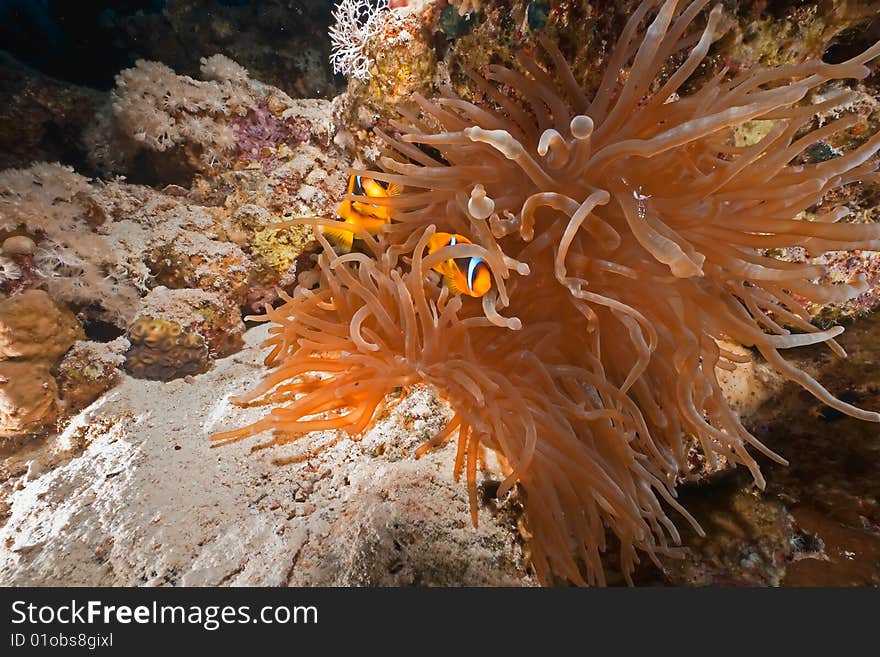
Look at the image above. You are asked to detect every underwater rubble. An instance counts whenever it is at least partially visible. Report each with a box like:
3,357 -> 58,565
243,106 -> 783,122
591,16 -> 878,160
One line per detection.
0,0 -> 879,586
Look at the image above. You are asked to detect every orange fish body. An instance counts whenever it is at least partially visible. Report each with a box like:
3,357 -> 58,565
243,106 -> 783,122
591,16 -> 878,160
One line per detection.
320,175 -> 400,252
426,233 -> 492,298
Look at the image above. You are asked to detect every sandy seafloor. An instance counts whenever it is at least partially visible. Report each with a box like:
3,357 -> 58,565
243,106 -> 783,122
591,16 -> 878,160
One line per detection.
0,322 -> 535,586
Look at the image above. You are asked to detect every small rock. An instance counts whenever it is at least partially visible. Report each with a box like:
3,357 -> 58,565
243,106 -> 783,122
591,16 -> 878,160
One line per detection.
1,235 -> 36,256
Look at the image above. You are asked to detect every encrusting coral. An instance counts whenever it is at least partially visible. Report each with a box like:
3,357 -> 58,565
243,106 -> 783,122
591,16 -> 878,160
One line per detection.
0,163 -> 145,323
125,316 -> 209,382
0,57 -> 347,436
56,339 -> 126,414
0,289 -> 82,361
137,286 -> 246,359
0,360 -> 59,437
0,290 -> 83,436
215,0 -> 880,585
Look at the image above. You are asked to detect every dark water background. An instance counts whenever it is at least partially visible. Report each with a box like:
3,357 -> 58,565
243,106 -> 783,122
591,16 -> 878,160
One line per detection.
0,0 -> 341,94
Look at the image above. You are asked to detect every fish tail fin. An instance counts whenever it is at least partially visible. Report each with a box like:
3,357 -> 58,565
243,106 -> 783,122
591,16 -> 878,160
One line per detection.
386,182 -> 403,197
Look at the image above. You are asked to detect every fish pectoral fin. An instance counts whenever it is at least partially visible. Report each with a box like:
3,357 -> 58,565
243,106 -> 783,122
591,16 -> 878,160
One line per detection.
358,216 -> 388,234
319,224 -> 354,253
386,183 -> 402,197
443,273 -> 464,296
352,202 -> 394,223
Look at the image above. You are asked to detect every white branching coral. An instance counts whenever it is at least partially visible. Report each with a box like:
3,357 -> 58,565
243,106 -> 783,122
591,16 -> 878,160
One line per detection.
0,257 -> 21,283
452,0 -> 482,15
329,0 -> 390,81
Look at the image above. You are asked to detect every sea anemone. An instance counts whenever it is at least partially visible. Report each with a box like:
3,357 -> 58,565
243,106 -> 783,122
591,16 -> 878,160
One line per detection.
214,0 -> 880,585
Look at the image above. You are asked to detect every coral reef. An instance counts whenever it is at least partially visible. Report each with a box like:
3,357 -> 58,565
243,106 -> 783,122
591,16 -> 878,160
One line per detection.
87,55 -> 256,177
137,286 -> 245,359
333,2 -> 437,149
1,90 -> 341,323
0,59 -> 344,435
0,163 -> 144,321
87,54 -> 343,184
722,0 -> 880,70
0,0 -> 879,589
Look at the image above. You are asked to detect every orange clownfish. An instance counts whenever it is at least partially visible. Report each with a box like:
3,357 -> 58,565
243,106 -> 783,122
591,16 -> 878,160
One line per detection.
426,233 -> 492,298
320,175 -> 400,252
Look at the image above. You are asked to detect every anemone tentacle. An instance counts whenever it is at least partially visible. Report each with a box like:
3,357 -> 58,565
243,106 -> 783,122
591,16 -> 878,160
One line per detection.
217,0 -> 880,585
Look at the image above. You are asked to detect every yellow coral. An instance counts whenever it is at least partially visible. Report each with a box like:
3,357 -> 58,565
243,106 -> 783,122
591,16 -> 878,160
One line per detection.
252,224 -> 314,275
125,317 -> 208,381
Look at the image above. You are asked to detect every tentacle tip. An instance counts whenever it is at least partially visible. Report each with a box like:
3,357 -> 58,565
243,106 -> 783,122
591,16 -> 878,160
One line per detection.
496,481 -> 514,498
570,115 -> 594,140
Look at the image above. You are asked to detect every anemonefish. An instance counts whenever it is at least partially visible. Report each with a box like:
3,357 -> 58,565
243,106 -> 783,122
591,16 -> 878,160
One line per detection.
320,175 -> 400,252
426,232 -> 492,298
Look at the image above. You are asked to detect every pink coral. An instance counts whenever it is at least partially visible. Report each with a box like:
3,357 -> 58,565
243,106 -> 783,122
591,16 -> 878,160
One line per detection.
231,100 -> 313,172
